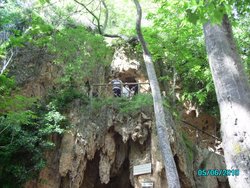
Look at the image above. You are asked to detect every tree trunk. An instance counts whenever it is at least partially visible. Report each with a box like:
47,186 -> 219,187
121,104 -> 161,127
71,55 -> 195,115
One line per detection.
203,15 -> 250,188
133,0 -> 180,187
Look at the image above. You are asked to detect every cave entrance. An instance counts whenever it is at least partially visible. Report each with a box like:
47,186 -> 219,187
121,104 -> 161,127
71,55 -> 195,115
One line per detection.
117,70 -> 150,95
118,70 -> 138,84
80,134 -> 133,188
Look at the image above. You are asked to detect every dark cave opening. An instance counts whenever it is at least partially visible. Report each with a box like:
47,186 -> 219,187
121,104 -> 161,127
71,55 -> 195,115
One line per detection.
80,133 -> 133,188
174,154 -> 186,188
105,158 -> 133,188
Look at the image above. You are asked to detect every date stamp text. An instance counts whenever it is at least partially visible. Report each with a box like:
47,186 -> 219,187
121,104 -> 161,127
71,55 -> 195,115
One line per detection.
197,169 -> 240,176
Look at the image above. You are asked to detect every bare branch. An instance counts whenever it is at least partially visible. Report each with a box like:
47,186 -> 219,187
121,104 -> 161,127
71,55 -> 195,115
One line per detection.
91,0 -> 101,14
102,33 -> 129,40
98,0 -> 102,26
85,0 -> 95,7
72,0 -> 137,41
100,0 -> 108,32
73,0 -> 102,34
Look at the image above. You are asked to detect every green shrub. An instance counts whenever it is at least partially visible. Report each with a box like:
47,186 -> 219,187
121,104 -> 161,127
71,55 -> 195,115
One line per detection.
0,75 -> 66,187
89,94 -> 153,115
182,131 -> 195,162
48,86 -> 89,111
119,94 -> 153,114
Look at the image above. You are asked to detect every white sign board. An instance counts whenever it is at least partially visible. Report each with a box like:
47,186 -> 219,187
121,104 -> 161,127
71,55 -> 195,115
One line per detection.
141,182 -> 154,187
133,163 -> 152,176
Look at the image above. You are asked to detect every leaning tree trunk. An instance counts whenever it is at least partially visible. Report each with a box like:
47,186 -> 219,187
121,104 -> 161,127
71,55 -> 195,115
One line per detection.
133,0 -> 180,187
203,15 -> 250,188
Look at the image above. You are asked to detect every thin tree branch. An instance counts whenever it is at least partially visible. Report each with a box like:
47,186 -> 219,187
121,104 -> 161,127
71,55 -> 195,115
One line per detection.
98,0 -> 102,22
100,0 -> 108,32
0,124 -> 11,135
85,0 -> 95,7
73,0 -> 103,34
72,0 -> 137,41
102,33 -> 128,40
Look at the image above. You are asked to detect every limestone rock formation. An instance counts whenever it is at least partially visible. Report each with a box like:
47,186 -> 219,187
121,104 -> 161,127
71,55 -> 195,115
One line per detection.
24,101 -> 229,188
15,44 -> 229,188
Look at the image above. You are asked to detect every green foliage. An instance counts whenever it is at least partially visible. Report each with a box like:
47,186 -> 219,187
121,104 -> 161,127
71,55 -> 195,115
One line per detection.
155,0 -> 250,25
119,94 -> 153,114
0,75 -> 66,187
182,131 -> 194,162
0,74 -> 15,95
0,91 -> 37,115
48,26 -> 112,85
0,2 -> 53,61
0,75 -> 36,115
0,111 -> 42,186
41,103 -> 66,135
233,13 -> 250,78
0,3 -> 249,186
0,1 -> 24,57
183,0 -> 229,24
149,0 -> 249,115
7,14 -> 53,48
146,3 -> 218,113
48,85 -> 89,111
90,94 -> 153,115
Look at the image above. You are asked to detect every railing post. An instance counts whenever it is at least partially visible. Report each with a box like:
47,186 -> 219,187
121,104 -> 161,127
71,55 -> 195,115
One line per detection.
90,85 -> 93,99
121,84 -> 123,97
105,84 -> 108,97
196,129 -> 199,146
89,85 -> 93,108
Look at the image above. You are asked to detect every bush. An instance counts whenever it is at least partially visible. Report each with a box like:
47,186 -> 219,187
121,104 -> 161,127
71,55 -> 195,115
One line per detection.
48,86 -> 89,111
90,94 -> 153,115
0,75 -> 66,187
181,131 -> 195,162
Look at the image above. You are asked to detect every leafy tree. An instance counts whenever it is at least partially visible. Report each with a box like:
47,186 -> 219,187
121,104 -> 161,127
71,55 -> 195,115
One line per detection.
203,15 -> 250,188
145,3 -> 217,113
166,0 -> 250,186
149,1 -> 250,186
233,13 -> 250,77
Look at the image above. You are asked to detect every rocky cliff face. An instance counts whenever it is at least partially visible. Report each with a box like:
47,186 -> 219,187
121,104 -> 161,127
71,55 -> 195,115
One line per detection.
10,44 -> 229,188
25,102 -> 228,188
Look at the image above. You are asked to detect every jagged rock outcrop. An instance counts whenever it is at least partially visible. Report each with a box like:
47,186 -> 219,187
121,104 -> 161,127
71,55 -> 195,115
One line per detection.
25,103 -> 229,188
110,43 -> 148,84
8,46 -> 60,98
194,147 -> 229,188
61,106 -> 156,188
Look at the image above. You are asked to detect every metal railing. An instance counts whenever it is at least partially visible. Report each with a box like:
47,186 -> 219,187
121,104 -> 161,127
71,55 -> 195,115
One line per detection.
90,82 -> 150,98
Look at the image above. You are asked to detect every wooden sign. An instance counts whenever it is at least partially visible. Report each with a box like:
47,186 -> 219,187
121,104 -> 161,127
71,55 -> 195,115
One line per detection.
133,163 -> 152,176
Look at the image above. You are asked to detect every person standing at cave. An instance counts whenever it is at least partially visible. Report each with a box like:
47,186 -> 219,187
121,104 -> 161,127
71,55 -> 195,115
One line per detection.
110,74 -> 123,97
131,83 -> 138,95
128,78 -> 139,96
